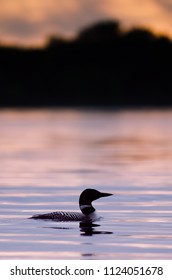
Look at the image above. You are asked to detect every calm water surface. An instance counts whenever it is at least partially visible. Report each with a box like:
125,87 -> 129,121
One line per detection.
0,109 -> 172,259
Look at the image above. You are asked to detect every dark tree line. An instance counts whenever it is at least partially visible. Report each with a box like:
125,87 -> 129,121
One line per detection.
0,20 -> 172,107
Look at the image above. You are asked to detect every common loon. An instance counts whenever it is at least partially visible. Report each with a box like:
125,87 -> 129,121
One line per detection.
30,188 -> 112,222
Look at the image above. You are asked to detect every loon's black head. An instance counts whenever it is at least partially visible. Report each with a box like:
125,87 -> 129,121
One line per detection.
79,188 -> 113,215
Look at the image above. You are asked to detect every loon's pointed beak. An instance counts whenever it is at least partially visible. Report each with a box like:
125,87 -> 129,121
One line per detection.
100,192 -> 113,197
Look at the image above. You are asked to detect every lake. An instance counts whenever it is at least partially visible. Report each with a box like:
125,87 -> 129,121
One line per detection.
0,108 -> 172,259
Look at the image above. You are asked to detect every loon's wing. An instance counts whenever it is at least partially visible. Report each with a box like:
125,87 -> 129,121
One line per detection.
30,211 -> 84,221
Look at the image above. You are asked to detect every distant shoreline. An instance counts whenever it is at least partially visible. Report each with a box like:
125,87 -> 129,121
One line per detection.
0,105 -> 172,111
1,20 -> 172,107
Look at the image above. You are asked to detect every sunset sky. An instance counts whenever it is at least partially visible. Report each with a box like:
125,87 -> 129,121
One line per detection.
1,0 -> 172,47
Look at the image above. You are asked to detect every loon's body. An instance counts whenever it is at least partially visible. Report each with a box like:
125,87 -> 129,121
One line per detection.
30,188 -> 112,222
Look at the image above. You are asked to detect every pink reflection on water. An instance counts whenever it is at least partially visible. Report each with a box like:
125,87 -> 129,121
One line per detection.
0,109 -> 172,187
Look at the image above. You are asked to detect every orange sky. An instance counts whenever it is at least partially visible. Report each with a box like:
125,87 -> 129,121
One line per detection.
0,0 -> 172,46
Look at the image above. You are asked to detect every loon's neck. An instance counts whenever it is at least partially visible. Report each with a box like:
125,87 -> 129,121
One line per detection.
80,204 -> 95,215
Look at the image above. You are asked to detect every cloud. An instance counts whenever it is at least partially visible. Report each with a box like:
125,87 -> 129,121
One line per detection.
156,0 -> 172,10
0,0 -> 107,45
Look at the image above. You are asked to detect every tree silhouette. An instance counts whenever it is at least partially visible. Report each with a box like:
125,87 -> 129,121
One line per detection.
77,20 -> 121,43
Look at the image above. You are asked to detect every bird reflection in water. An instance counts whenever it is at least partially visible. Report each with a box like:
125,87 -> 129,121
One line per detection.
42,222 -> 113,236
79,222 -> 113,236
